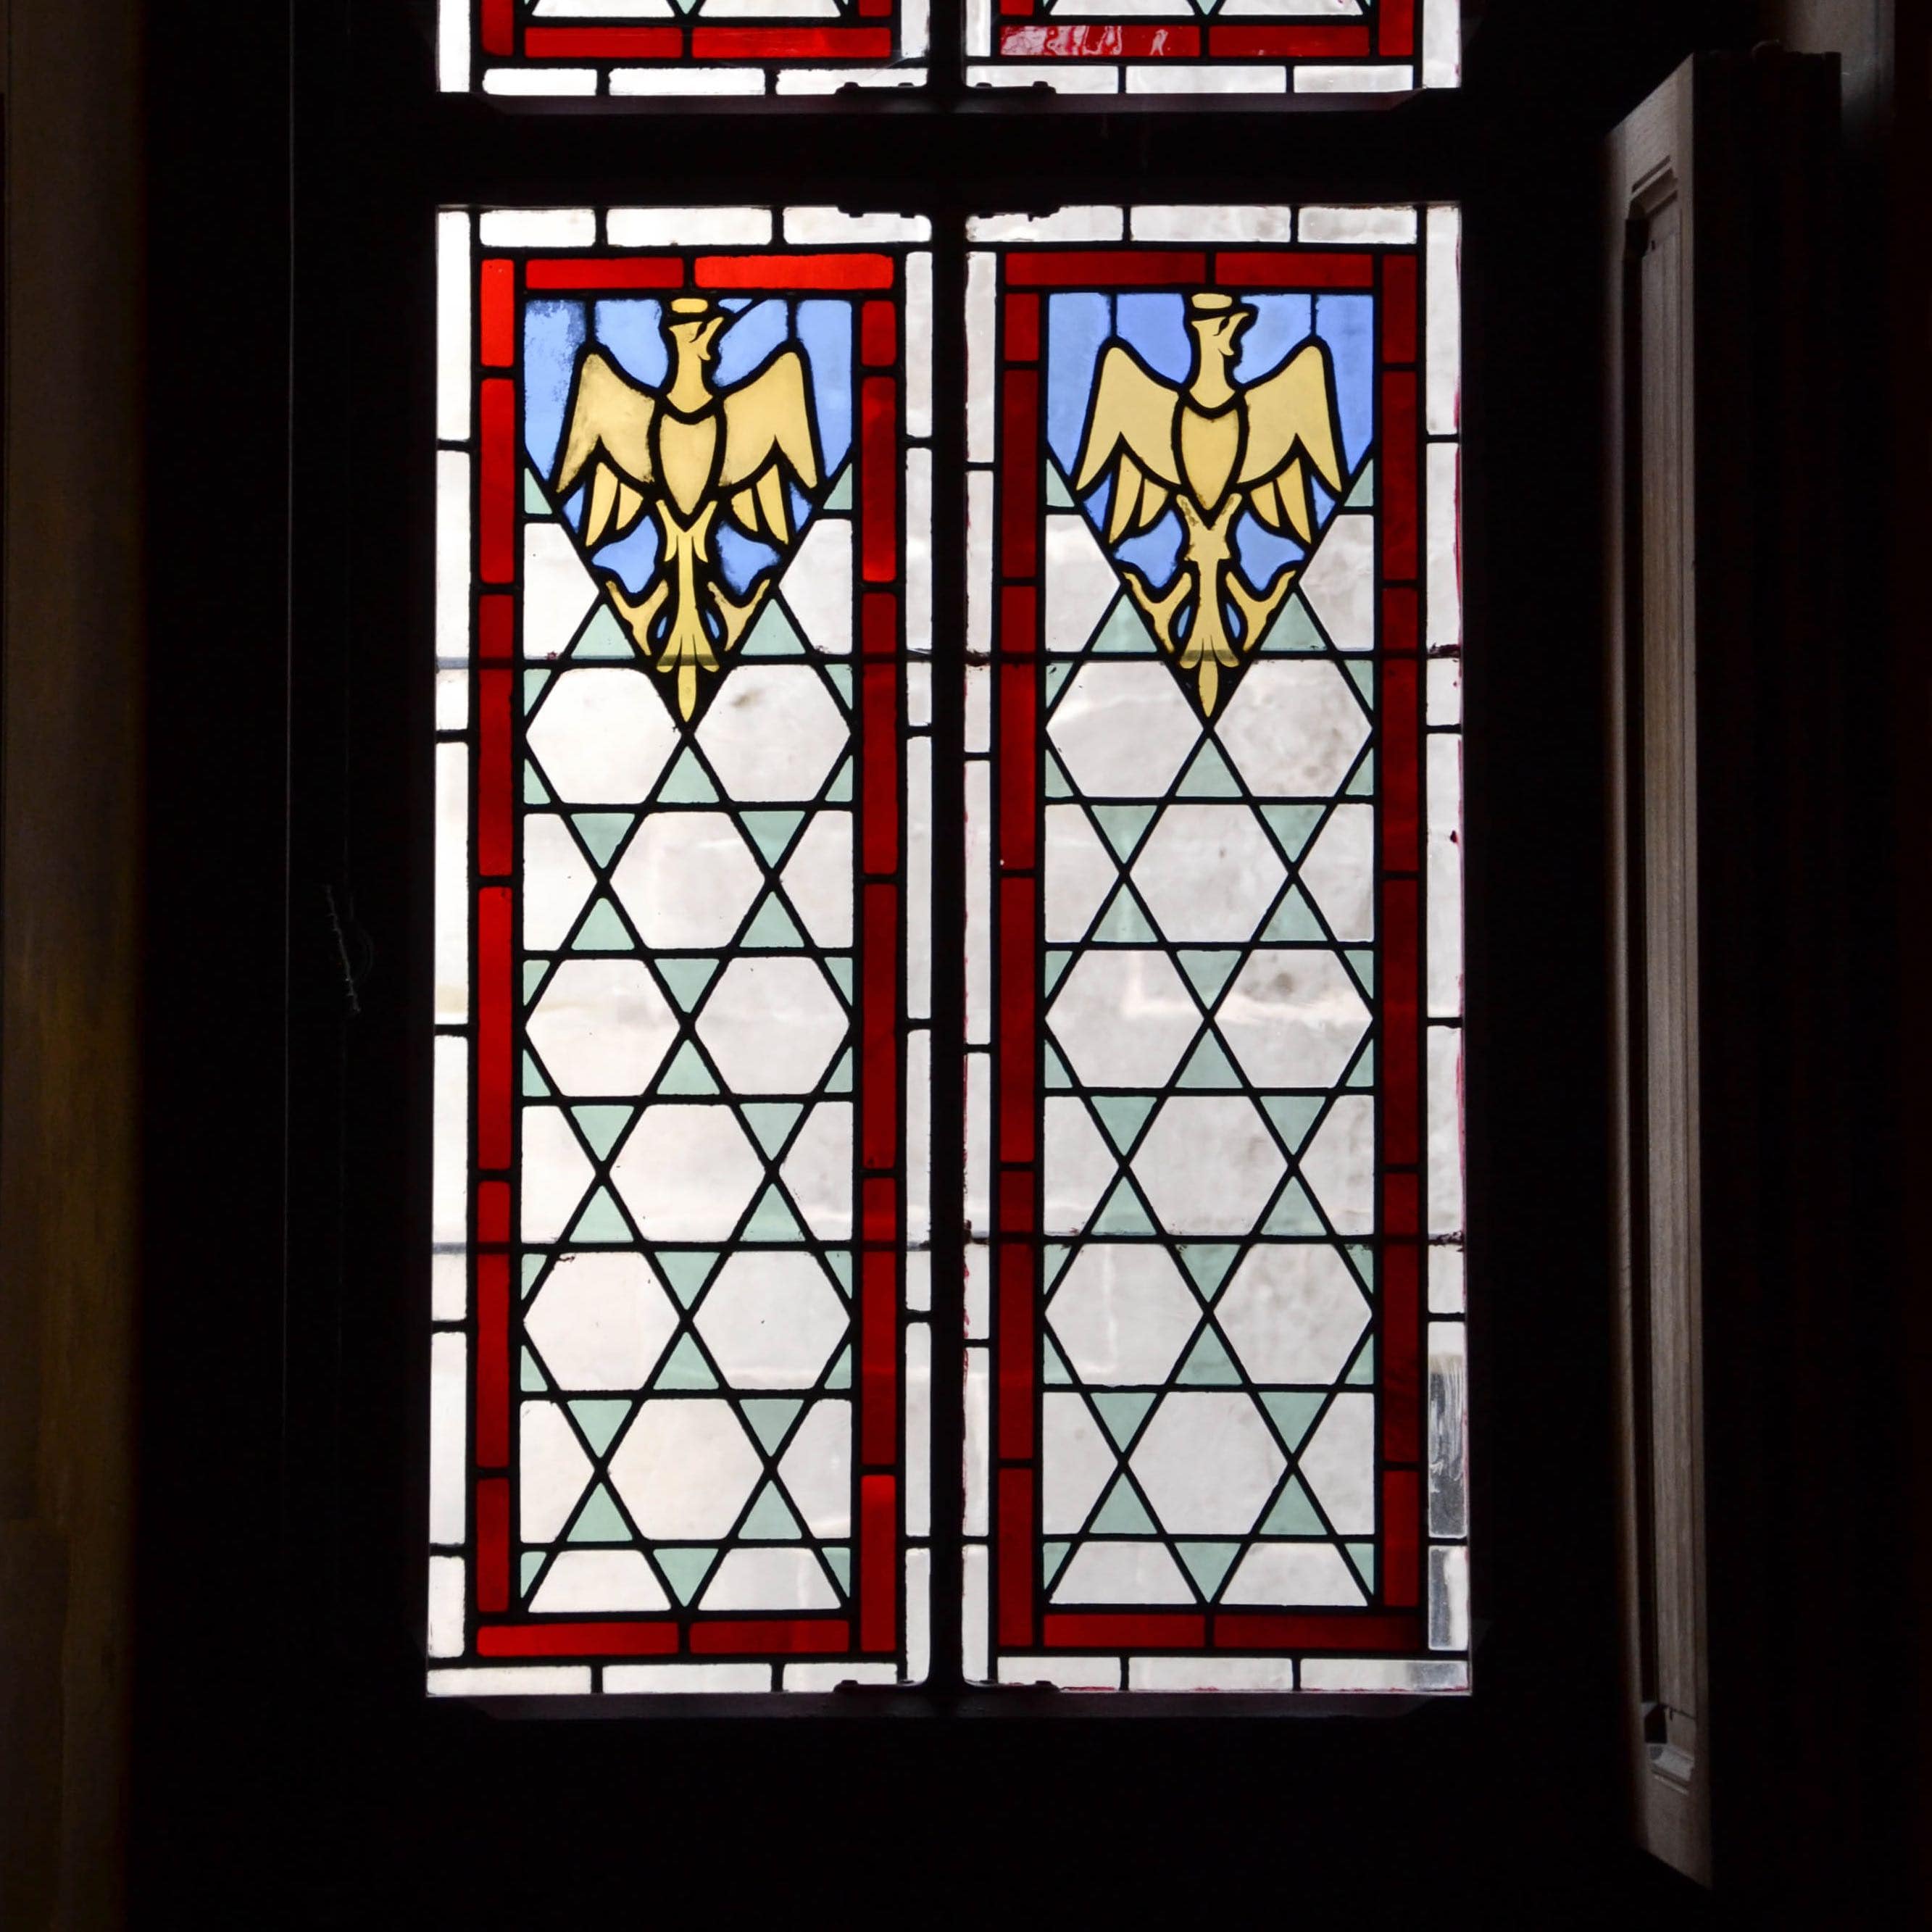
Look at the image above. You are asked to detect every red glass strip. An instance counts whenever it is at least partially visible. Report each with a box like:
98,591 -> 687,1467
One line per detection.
476,1181 -> 511,1245
860,299 -> 896,367
1212,1612 -> 1421,1652
1208,23 -> 1370,57
998,1468 -> 1035,1647
860,591 -> 896,659
1004,293 -> 1040,365
478,592 -> 514,662
1381,879 -> 1420,1167
999,584 -> 1036,654
1214,251 -> 1375,292
997,1244 -> 1036,1461
1382,586 -> 1418,654
1378,0 -> 1415,59
997,1169 -> 1034,1233
1382,254 -> 1419,365
1001,370 -> 1039,578
1382,657 -> 1420,871
999,666 -> 1038,870
1383,1470 -> 1421,1606
478,668 -> 513,877
477,1620 -> 679,1659
524,26 -> 681,56
1381,370 -> 1419,581
858,0 -> 893,15
861,377 -> 898,583
859,1475 -> 896,1651
861,1255 -> 896,1466
1383,1171 -> 1420,1236
477,886 -> 515,1173
999,22 -> 1198,56
1381,1245 -> 1421,1463
480,259 -> 515,369
861,672 -> 899,874
691,1617 -> 851,1656
1005,250 -> 1209,291
696,251 -> 896,293
475,1252 -> 510,1470
475,1478 -> 510,1612
525,258 -> 685,293
480,0 -> 513,57
999,0 -> 1033,14
479,379 -> 516,585
862,1177 -> 898,1243
861,883 -> 899,1168
1044,1612 -> 1205,1649
998,877 -> 1037,1164
692,25 -> 893,56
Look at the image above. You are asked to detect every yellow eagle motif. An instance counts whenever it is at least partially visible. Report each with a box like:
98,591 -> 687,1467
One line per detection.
553,296 -> 820,720
1073,292 -> 1346,716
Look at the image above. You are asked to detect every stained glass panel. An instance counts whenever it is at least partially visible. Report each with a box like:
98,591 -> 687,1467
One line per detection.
965,0 -> 1458,96
443,0 -> 928,96
962,204 -> 1465,1691
428,207 -> 933,1694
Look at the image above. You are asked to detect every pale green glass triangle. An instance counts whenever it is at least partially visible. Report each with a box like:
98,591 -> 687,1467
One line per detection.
654,1546 -> 717,1604
825,956 -> 854,1004
1346,1042 -> 1376,1089
740,1396 -> 804,1453
523,669 -> 552,712
1346,951 -> 1375,996
522,1052 -> 551,1098
669,0 -> 701,17
524,469 -> 553,515
521,1254 -> 546,1296
1094,888 -> 1159,944
1178,949 -> 1241,1007
1092,1390 -> 1155,1449
1262,1394 -> 1326,1458
741,1102 -> 803,1156
521,1346 -> 548,1393
1092,803 -> 1156,861
826,756 -> 854,802
825,1343 -> 852,1389
1259,591 -> 1328,654
657,957 -> 720,1012
744,1184 -> 806,1241
825,665 -> 854,708
567,1483 -> 630,1544
1044,949 -> 1074,996
1043,1335 -> 1074,1386
568,1398 -> 632,1457
1093,1093 -> 1155,1154
822,465 -> 853,512
742,597 -> 809,659
571,898 -> 633,952
1178,740 -> 1241,799
1178,1033 -> 1241,1091
740,809 -> 805,865
654,1333 -> 717,1391
571,604 -> 633,661
1178,1540 -> 1241,1598
1044,752 -> 1075,801
1045,463 -> 1077,510
659,748 -> 720,804
824,1544 -> 852,1595
1094,1178 -> 1156,1236
657,1041 -> 719,1096
1264,1180 -> 1325,1236
1345,660 -> 1375,709
520,1552 -> 545,1598
568,1185 -> 631,1244
1091,592 -> 1158,656
1260,803 -> 1325,865
1345,459 -> 1375,509
523,961 -> 549,1004
524,762 -> 550,804
657,1251 -> 719,1307
1262,1094 -> 1325,1154
1345,1336 -> 1375,1386
1092,1477 -> 1157,1536
827,1047 -> 854,1094
1179,1243 -> 1241,1297
570,1104 -> 632,1158
1346,751 -> 1375,798
1042,1243 -> 1072,1287
741,1482 -> 801,1541
1045,662 -> 1075,707
1262,888 -> 1325,943
1261,1474 -> 1325,1536
1178,1328 -> 1241,1386
570,812 -> 633,867
1346,1541 -> 1377,1591
827,1251 -> 854,1295
1043,1541 -> 1073,1587
1346,1243 -> 1375,1290
743,897 -> 807,948
1044,1043 -> 1075,1091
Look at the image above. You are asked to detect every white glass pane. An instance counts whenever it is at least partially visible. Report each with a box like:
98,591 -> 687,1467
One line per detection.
428,1331 -> 467,1545
435,744 -> 469,1025
436,212 -> 472,440
436,450 -> 470,667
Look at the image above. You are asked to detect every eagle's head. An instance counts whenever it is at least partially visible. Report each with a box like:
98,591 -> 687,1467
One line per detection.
1186,290 -> 1257,367
666,296 -> 728,366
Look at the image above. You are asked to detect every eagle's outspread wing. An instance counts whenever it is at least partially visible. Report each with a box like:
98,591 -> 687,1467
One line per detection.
553,349 -> 658,551
1236,340 -> 1344,544
1074,344 -> 1183,544
717,347 -> 820,546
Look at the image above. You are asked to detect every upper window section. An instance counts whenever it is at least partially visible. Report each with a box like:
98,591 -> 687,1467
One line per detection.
441,0 -> 929,98
966,0 -> 1457,96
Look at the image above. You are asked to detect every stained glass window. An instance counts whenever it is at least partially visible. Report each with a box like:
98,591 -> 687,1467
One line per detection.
960,204 -> 1465,1691
441,0 -> 928,96
429,207 -> 935,1693
965,0 -> 1458,96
